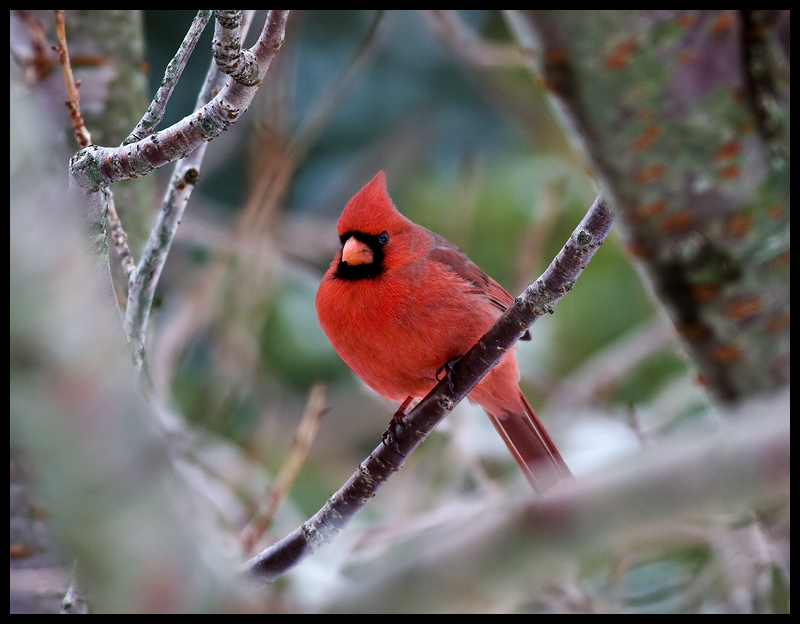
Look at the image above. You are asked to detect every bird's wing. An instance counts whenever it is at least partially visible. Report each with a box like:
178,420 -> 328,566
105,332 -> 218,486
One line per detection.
427,233 -> 530,340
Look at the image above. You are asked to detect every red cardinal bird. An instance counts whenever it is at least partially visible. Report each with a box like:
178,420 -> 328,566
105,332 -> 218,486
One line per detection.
315,171 -> 571,493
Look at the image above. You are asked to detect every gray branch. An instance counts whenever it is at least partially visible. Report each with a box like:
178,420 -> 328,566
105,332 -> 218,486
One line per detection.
69,10 -> 290,192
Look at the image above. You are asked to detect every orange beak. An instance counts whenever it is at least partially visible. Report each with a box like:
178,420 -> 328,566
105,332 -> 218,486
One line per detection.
342,236 -> 374,265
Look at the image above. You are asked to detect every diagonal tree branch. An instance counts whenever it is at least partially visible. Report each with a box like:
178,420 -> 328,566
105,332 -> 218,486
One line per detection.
244,193 -> 613,585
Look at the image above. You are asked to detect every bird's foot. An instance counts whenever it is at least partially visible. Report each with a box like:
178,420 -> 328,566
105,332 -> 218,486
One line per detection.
436,355 -> 462,394
382,396 -> 413,455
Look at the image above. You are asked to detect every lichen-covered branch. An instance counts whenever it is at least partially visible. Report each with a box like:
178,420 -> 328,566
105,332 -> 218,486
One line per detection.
212,10 -> 262,87
504,10 -> 790,406
125,10 -> 212,145
69,10 -> 289,192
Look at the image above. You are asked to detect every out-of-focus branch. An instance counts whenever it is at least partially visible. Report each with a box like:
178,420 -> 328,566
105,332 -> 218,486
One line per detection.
424,10 -> 523,67
503,11 -> 790,406
241,384 -> 328,556
12,11 -> 57,84
327,391 -> 789,612
244,194 -> 613,584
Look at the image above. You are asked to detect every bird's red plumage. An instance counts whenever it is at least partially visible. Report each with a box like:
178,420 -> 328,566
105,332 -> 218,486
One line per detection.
316,171 -> 571,492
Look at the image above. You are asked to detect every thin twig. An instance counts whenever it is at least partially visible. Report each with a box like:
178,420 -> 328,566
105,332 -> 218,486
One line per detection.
101,188 -> 135,278
55,11 -> 134,284
244,193 -> 613,584
425,10 -> 524,67
12,10 -> 57,84
289,10 -> 386,162
54,10 -> 91,148
241,383 -> 328,556
125,10 -> 212,145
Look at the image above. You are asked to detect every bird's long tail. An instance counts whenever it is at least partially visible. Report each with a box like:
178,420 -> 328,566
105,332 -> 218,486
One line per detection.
484,391 -> 572,493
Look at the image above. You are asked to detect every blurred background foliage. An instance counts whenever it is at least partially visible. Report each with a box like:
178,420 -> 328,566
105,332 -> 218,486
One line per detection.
10,10 -> 788,613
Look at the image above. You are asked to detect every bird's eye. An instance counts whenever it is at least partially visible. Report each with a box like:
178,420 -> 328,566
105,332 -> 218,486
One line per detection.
378,231 -> 389,245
